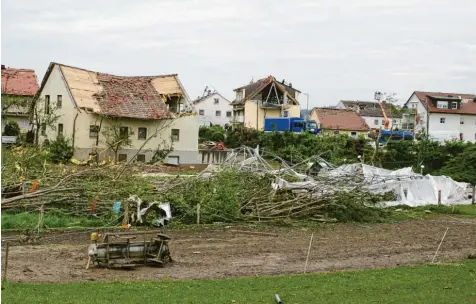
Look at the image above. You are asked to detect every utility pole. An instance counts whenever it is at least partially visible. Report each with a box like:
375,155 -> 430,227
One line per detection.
303,93 -> 310,119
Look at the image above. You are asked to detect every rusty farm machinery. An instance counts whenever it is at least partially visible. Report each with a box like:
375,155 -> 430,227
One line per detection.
86,231 -> 173,269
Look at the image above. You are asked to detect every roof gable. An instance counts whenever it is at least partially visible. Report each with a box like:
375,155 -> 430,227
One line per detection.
232,76 -> 300,105
192,92 -> 231,105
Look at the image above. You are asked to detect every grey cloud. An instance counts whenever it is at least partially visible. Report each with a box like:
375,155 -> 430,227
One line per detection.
2,0 -> 475,106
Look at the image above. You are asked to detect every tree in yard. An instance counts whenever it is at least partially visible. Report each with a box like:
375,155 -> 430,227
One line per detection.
2,120 -> 20,136
436,144 -> 476,185
101,119 -> 134,162
48,135 -> 74,164
32,97 -> 62,146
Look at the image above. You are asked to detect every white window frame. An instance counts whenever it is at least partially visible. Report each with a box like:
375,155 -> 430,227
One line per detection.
215,110 -> 221,117
451,102 -> 458,109
437,101 -> 448,109
214,98 -> 219,104
440,117 -> 445,124
199,109 -> 204,116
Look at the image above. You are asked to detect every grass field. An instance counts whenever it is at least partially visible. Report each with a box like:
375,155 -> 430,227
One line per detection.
2,260 -> 475,304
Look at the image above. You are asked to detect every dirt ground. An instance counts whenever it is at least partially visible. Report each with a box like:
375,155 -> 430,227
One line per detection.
2,217 -> 475,283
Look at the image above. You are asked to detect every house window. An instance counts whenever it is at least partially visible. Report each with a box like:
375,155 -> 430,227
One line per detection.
136,154 -> 146,162
283,111 -> 289,117
460,118 -> 464,125
215,110 -> 221,117
199,109 -> 205,116
334,131 -> 340,134
437,101 -> 448,109
350,131 -> 357,137
45,95 -> 50,114
452,102 -> 458,109
119,127 -> 129,138
58,123 -> 63,136
171,129 -> 180,142
440,117 -> 445,123
118,154 -> 127,162
167,155 -> 180,165
214,98 -> 219,104
226,111 -> 232,117
89,125 -> 99,138
381,120 -> 385,125
374,119 -> 379,125
460,133 -> 463,141
57,95 -> 62,108
138,127 -> 147,139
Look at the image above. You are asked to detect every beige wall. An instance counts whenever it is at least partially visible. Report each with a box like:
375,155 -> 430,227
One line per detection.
243,101 -> 301,130
36,65 -> 200,163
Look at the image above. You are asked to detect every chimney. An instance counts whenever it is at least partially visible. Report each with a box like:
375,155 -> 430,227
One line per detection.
1,65 -> 5,70
289,82 -> 292,88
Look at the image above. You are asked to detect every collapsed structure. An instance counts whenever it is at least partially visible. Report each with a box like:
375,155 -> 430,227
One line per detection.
206,146 -> 472,208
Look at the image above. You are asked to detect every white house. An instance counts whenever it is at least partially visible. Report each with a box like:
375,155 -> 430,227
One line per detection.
404,91 -> 476,143
336,100 -> 402,130
192,89 -> 232,127
34,62 -> 200,164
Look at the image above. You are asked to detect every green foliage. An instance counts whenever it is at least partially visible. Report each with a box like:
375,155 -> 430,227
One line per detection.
437,145 -> 476,185
149,139 -> 174,164
323,190 -> 392,222
2,120 -> 20,136
1,211 -> 113,230
1,147 -> 50,186
199,125 -> 226,142
48,135 -> 74,164
224,127 -> 261,148
162,170 -> 272,223
4,260 -> 476,304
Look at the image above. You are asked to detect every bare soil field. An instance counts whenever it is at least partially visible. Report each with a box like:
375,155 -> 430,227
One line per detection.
2,218 -> 475,283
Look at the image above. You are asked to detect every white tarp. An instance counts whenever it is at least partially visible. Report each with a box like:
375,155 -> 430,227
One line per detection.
274,163 -> 471,207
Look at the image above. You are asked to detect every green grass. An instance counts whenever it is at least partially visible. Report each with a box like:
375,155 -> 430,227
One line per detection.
1,211 -> 115,230
2,261 -> 476,304
388,204 -> 476,221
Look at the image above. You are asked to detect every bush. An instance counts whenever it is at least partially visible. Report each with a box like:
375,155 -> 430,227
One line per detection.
48,135 -> 74,164
199,125 -> 226,143
2,120 -> 20,136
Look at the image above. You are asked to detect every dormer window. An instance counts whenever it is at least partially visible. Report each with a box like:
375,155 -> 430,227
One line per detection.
451,102 -> 458,109
436,101 -> 448,109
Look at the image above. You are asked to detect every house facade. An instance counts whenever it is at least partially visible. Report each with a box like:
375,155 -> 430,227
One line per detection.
1,65 -> 39,133
336,100 -> 402,130
192,90 -> 232,127
231,76 -> 301,130
404,91 -> 476,143
310,107 -> 370,137
34,62 -> 200,164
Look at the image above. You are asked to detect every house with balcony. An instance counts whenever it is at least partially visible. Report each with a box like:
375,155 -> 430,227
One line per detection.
192,88 -> 232,127
309,107 -> 370,137
231,76 -> 301,130
336,100 -> 402,130
1,65 -> 39,133
403,91 -> 476,143
33,62 -> 200,164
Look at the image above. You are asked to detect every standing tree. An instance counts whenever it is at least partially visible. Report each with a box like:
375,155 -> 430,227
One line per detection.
32,97 -> 62,146
101,118 -> 134,162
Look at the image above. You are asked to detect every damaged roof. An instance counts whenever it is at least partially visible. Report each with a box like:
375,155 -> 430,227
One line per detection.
411,91 -> 476,115
1,67 -> 39,96
232,76 -> 300,105
312,107 -> 370,131
340,100 -> 402,118
37,62 -> 188,119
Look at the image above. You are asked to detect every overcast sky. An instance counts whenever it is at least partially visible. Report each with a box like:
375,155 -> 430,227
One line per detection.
2,0 -> 475,107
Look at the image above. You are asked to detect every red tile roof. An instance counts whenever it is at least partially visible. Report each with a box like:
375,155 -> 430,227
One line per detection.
1,67 -> 39,96
413,91 -> 476,115
312,107 -> 369,131
94,74 -> 171,120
